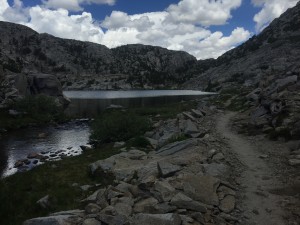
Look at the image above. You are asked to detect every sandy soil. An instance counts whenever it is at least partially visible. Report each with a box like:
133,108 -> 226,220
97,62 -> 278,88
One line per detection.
216,111 -> 300,225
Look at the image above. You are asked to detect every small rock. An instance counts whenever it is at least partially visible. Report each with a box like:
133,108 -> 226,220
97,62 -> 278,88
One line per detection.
259,154 -> 269,159
132,213 -> 181,225
113,142 -> 126,148
154,180 -> 176,202
219,195 -> 235,213
82,218 -> 101,225
157,161 -> 181,178
114,202 -> 132,216
207,149 -> 217,158
38,133 -> 47,138
80,145 -> 93,151
85,203 -> 101,214
182,112 -> 196,121
184,119 -> 199,135
191,109 -> 204,117
252,208 -> 259,215
27,153 -> 40,159
181,174 -> 220,206
100,205 -> 117,216
80,185 -> 92,191
288,159 -> 300,166
133,197 -> 158,213
36,195 -> 50,209
14,160 -> 24,168
212,153 -> 224,161
265,208 -> 272,213
170,192 -> 207,213
9,109 -> 21,116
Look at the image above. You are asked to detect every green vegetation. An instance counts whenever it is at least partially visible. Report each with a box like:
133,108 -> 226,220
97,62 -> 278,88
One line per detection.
91,101 -> 198,144
131,100 -> 198,119
209,87 -> 250,112
167,133 -> 189,144
90,110 -> 151,143
126,136 -> 151,149
0,100 -> 199,225
0,145 -> 119,225
0,95 -> 68,130
268,128 -> 291,141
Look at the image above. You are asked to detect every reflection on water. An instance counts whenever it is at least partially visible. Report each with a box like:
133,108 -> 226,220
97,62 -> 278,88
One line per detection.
1,90 -> 212,178
64,90 -> 212,99
64,90 -> 211,117
0,121 -> 90,178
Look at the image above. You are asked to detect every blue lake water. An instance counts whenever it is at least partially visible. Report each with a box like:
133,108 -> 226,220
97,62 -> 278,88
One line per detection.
64,90 -> 213,117
0,90 -> 213,177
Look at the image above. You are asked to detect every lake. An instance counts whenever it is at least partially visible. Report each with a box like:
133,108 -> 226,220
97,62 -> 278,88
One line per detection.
64,90 -> 212,117
0,90 -> 212,178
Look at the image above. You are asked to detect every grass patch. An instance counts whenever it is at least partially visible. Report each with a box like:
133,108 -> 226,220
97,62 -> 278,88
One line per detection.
126,136 -> 151,149
133,100 -> 198,119
0,144 -> 119,225
167,133 -> 188,144
0,95 -> 69,130
227,96 -> 249,112
90,110 -> 151,144
90,100 -> 198,144
268,128 -> 291,141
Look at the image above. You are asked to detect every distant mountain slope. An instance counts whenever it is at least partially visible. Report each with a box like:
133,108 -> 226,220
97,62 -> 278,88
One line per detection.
183,2 -> 300,140
0,21 -> 196,90
184,1 -> 300,91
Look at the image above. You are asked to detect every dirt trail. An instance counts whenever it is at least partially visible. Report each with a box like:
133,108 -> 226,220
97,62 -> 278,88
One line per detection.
217,112 -> 286,225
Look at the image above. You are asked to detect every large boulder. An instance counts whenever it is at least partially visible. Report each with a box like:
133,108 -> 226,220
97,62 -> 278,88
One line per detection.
23,210 -> 84,225
132,213 -> 181,225
28,73 -> 63,97
181,174 -> 220,206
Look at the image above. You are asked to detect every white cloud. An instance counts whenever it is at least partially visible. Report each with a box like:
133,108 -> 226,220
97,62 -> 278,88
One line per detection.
166,0 -> 242,26
178,27 -> 251,59
0,0 -> 251,60
102,11 -> 155,32
100,7 -> 250,59
0,0 -> 9,15
0,0 -> 29,23
43,0 -> 115,11
25,6 -> 104,43
43,0 -> 83,12
252,0 -> 299,31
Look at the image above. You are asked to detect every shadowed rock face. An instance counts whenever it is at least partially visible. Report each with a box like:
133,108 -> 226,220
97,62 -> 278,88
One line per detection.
0,21 -> 196,90
0,72 -> 69,108
183,2 -> 300,140
184,1 -> 300,91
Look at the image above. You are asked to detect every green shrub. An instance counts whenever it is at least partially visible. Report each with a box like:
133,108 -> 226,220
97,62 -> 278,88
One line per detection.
167,133 -> 188,143
127,136 -> 150,149
9,94 -> 65,124
91,110 -> 150,143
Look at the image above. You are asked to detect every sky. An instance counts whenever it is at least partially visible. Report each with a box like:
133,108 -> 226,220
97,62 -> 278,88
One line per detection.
0,0 -> 299,59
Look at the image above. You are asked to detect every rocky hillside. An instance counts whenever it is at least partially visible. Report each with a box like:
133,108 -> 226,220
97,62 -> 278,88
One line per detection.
183,2 -> 300,140
0,22 -> 196,90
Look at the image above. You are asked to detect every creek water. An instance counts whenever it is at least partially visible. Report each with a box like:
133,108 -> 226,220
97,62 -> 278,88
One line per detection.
0,90 -> 211,178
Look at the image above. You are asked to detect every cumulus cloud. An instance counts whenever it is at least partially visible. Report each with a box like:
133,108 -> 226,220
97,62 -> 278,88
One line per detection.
100,6 -> 250,59
0,0 -> 29,23
43,0 -> 115,11
26,6 -> 104,43
166,0 -> 242,26
102,11 -> 155,32
252,0 -> 299,31
0,1 -> 104,43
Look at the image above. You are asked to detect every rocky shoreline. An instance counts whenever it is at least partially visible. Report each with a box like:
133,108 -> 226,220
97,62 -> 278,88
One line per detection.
19,101 -> 298,225
24,105 -> 242,225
